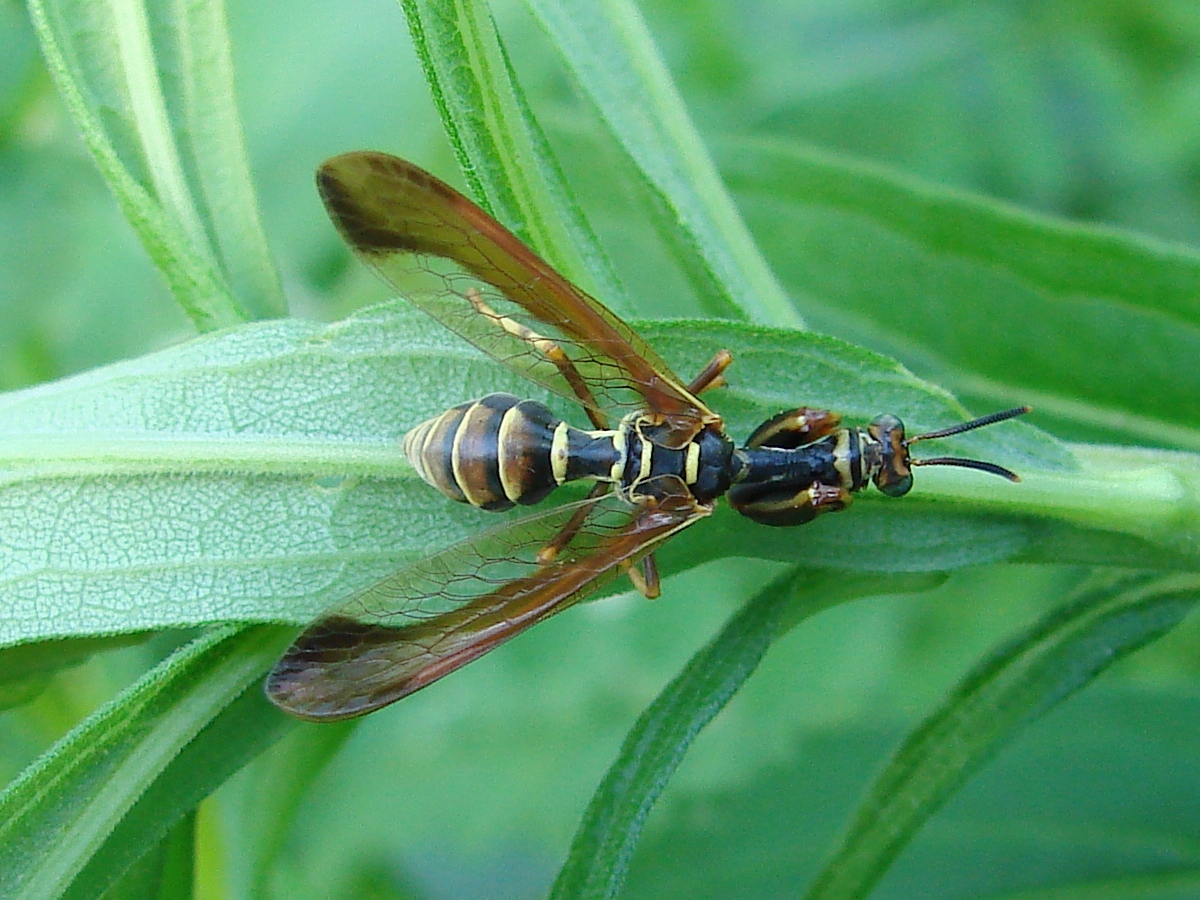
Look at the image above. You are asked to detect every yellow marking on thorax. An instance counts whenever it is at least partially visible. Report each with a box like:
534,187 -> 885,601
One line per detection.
685,441 -> 700,485
832,429 -> 854,489
551,420 -> 571,485
610,428 -> 627,483
639,432 -> 654,483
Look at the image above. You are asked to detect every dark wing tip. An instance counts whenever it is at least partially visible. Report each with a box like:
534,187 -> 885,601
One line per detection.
315,152 -> 422,255
265,615 -> 411,722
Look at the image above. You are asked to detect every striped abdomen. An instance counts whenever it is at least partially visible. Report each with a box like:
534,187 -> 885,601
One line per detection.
402,393 -> 622,511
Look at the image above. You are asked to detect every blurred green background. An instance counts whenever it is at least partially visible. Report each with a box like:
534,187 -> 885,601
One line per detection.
3,0 -> 1200,897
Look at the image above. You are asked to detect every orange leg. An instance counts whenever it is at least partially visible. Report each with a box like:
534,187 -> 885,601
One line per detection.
687,349 -> 733,396
624,553 -> 660,599
536,482 -> 612,565
535,486 -> 659,599
466,288 -> 609,430
728,481 -> 852,527
805,483 -> 851,517
744,407 -> 843,449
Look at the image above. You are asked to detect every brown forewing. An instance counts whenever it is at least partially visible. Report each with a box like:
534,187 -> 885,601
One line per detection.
266,483 -> 708,721
317,151 -> 714,442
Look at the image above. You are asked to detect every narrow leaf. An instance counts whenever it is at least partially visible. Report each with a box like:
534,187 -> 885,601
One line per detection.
242,721 -> 357,899
964,869 -> 1200,899
161,0 -> 286,318
26,0 -> 255,328
720,139 -> 1200,450
803,573 -> 1200,900
399,0 -> 626,310
0,624 -> 294,900
524,0 -> 800,328
62,667 -> 291,900
99,813 -> 195,900
549,568 -> 943,900
0,635 -> 151,710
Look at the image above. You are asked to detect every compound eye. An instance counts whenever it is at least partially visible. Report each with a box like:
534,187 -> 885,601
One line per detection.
875,471 -> 913,497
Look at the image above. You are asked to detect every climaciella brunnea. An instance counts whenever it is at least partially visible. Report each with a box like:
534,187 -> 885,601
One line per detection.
266,151 -> 1029,721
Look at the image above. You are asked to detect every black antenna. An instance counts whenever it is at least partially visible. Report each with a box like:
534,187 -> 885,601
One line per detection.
910,456 -> 1021,482
906,406 -> 1031,445
906,406 -> 1031,483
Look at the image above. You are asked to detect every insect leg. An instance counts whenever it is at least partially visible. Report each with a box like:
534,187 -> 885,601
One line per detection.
804,483 -> 852,518
686,349 -> 734,396
624,553 -> 660,599
535,485 -> 660,599
466,288 -> 609,430
744,408 -> 843,448
729,481 -> 851,526
536,482 -> 611,565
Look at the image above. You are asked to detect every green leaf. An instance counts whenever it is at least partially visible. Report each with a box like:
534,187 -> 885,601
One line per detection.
550,567 -> 944,900
720,139 -> 1200,450
0,302 -> 521,645
11,2 -> 1200,897
153,0 -> 285,320
549,568 -> 795,900
803,572 -> 1200,900
0,624 -> 294,900
238,721 -> 357,899
964,871 -> 1200,900
2,301 -> 1198,649
0,635 -> 151,710
100,814 -> 194,900
524,0 -> 800,328
617,683 -> 1200,898
26,0 -> 281,328
398,0 -> 626,311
